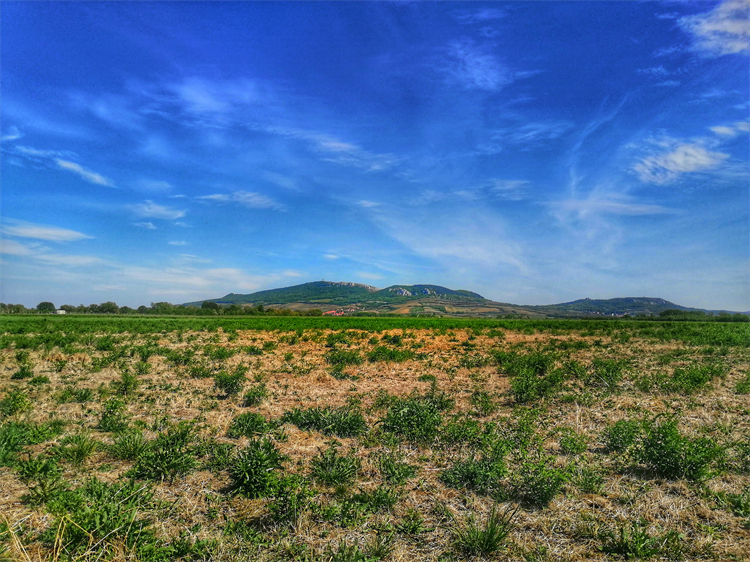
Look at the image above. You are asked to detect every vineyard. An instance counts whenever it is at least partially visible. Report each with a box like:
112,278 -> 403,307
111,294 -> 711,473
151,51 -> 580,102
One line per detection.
0,316 -> 748,561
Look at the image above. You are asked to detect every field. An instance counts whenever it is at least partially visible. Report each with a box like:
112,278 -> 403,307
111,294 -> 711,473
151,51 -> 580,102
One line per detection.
1,316 -> 749,561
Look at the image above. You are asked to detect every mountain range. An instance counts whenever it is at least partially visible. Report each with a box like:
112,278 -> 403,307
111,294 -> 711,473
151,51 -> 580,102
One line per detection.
184,281 -> 743,317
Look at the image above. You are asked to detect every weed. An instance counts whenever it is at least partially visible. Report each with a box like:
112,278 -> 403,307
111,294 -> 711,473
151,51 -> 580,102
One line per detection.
227,412 -> 274,438
54,433 -> 100,466
129,422 -> 198,482
242,382 -> 268,406
452,504 -> 517,557
214,366 -> 247,398
282,405 -> 367,438
509,452 -> 568,508
559,428 -> 588,456
470,390 -> 497,416
441,455 -> 507,496
734,372 -> 750,394
311,444 -> 360,486
268,474 -> 315,525
396,508 -> 431,535
378,451 -> 416,485
603,419 -> 643,453
637,415 -> 723,480
380,396 -> 443,444
98,398 -> 129,433
229,438 -> 287,498
587,358 -> 627,389
109,429 -> 149,461
325,349 -> 363,367
113,371 -> 139,396
599,518 -> 660,559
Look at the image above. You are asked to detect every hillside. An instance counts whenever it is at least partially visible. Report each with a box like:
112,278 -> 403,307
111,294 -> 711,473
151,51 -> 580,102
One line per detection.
184,282 -> 741,318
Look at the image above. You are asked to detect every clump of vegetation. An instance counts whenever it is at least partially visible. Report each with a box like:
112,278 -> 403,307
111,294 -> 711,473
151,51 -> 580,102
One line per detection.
242,381 -> 268,406
282,406 -> 367,438
441,455 -> 507,496
128,422 -> 199,482
227,412 -> 275,438
214,366 -> 247,398
311,444 -> 361,487
508,452 -> 569,508
229,438 -> 287,498
452,504 -> 517,557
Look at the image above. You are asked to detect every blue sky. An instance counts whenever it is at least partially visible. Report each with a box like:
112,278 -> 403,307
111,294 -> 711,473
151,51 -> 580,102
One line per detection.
1,1 -> 748,310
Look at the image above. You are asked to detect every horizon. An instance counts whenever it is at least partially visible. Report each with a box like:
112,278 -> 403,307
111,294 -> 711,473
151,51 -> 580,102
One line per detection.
2,1 -> 749,310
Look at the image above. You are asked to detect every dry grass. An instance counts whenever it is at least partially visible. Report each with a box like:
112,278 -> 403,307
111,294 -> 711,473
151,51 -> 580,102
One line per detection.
1,321 -> 749,561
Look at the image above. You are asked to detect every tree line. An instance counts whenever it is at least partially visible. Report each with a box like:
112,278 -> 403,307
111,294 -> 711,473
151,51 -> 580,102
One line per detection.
0,301 -> 324,316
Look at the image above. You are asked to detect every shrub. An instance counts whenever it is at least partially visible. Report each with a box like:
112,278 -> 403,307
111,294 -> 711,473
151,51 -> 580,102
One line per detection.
637,416 -> 723,480
452,504 -> 517,557
229,438 -> 287,498
282,406 -> 367,438
311,445 -> 360,487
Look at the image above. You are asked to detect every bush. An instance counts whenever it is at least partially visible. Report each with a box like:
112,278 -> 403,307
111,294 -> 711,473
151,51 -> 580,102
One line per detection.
267,475 -> 315,525
10,364 -> 34,380
54,433 -> 99,466
229,438 -> 287,498
282,406 -> 367,438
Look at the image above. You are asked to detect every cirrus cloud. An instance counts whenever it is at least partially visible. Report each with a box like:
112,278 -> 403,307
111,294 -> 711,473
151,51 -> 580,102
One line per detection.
131,200 -> 187,220
634,143 -> 729,184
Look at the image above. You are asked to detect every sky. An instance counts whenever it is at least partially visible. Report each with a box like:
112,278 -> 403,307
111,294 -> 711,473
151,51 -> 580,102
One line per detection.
1,1 -> 749,311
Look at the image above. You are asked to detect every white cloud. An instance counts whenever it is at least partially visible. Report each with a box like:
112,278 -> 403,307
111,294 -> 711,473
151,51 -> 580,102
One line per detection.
168,241 -> 189,246
323,254 -> 340,260
356,271 -> 384,281
134,222 -> 157,230
551,194 -> 675,219
358,200 -> 380,208
655,80 -> 681,87
489,179 -> 530,201
0,239 -> 34,255
679,0 -> 750,57
1,220 -> 92,242
131,200 -> 187,220
634,143 -> 729,184
446,40 -> 513,91
134,179 -> 173,193
710,125 -> 737,136
199,190 -> 285,211
454,8 -> 505,24
282,270 -> 304,277
1,126 -> 22,142
55,159 -> 114,187
35,254 -> 104,267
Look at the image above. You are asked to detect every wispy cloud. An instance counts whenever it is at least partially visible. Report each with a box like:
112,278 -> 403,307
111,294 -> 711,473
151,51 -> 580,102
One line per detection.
168,241 -> 189,246
131,200 -> 187,220
454,8 -> 505,25
55,159 -> 115,187
198,191 -> 285,211
356,271 -> 384,281
1,220 -> 92,242
482,121 -> 574,153
634,142 -> 729,184
679,0 -> 750,57
0,239 -> 35,256
489,180 -> 530,201
133,179 -> 173,193
445,40 -> 514,91
1,126 -> 22,142
134,222 -> 157,230
551,193 -> 675,219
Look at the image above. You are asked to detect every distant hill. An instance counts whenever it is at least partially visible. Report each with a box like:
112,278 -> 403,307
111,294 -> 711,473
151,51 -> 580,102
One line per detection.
528,297 -> 733,317
184,281 -> 485,309
184,282 -> 741,318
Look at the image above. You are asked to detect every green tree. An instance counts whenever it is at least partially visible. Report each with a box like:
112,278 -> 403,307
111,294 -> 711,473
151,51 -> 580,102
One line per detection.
201,301 -> 220,311
99,301 -> 119,314
37,301 -> 56,313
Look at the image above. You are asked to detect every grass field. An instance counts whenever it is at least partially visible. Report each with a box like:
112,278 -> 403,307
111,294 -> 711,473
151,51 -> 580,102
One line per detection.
1,316 -> 748,561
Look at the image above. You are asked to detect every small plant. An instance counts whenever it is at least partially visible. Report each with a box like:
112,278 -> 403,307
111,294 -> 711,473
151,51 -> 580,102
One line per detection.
735,373 -> 750,394
637,415 -> 723,480
241,382 -> 268,406
587,358 -> 626,389
509,453 -> 568,508
214,366 -> 246,398
441,455 -> 507,496
129,422 -> 198,482
452,504 -> 517,557
603,419 -> 643,453
559,428 -> 588,456
97,398 -> 129,433
227,412 -> 273,438
282,406 -> 367,438
54,433 -> 100,466
599,518 -> 659,559
267,474 -> 314,525
10,364 -> 34,380
311,444 -> 360,487
0,388 -> 31,416
113,371 -> 139,396
109,429 -> 149,461
470,390 -> 497,416
378,451 -> 416,485
367,346 -> 415,363
396,508 -> 431,535
229,438 -> 287,498
380,395 -> 443,444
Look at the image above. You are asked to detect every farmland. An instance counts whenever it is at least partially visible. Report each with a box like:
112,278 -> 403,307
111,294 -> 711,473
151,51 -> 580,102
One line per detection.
1,316 -> 749,561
